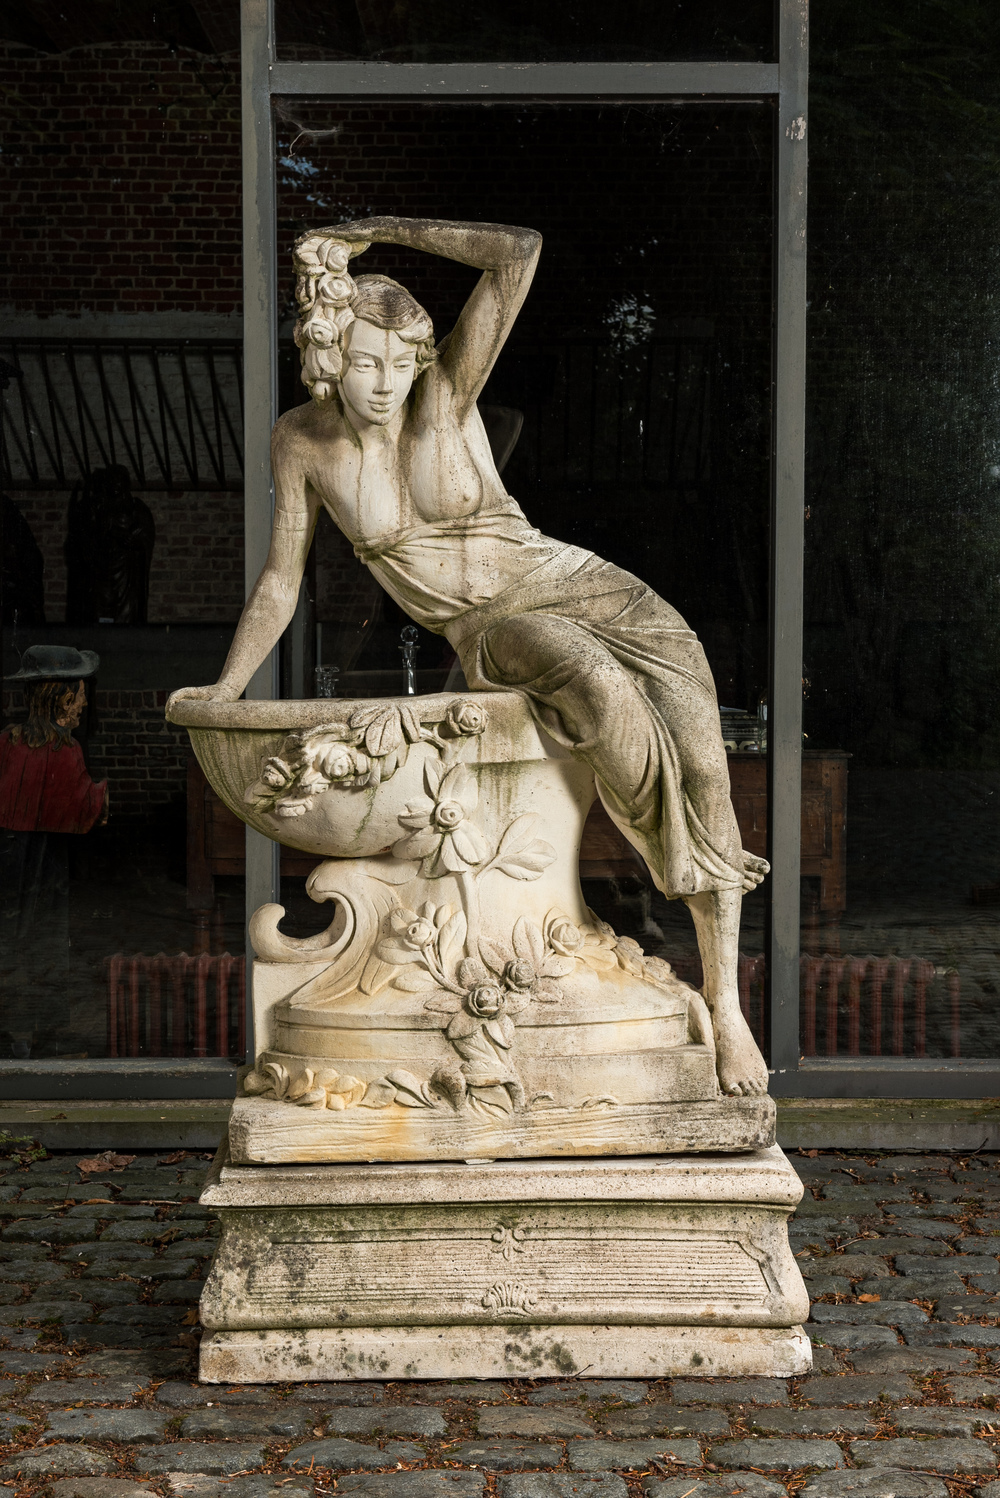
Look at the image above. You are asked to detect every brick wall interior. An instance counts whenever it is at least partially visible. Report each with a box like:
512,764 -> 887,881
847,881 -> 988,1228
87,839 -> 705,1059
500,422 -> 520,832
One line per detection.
2,44 -> 241,317
8,491 -> 245,626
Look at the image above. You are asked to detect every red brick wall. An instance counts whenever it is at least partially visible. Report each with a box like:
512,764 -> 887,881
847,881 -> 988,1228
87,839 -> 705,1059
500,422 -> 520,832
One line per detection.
3,52 -> 770,332
2,43 -> 241,316
8,491 -> 244,624
89,689 -> 190,813
313,508 -> 375,622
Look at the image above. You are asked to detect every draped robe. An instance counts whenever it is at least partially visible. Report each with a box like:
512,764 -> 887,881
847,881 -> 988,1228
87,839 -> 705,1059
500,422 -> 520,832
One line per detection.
352,499 -> 747,900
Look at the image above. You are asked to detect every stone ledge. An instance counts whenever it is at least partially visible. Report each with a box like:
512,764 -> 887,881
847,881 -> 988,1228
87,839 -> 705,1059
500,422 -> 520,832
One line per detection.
227,1094 -> 776,1166
198,1325 -> 812,1383
6,1096 -> 1000,1153
203,1141 -> 801,1209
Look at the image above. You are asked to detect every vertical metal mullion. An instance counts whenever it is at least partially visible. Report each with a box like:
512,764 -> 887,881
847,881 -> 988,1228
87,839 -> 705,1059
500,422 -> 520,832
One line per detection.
241,0 -> 280,1064
767,0 -> 808,1080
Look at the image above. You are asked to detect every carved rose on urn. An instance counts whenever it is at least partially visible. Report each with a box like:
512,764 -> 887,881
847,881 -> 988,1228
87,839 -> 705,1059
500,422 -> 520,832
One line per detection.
393,761 -> 490,877
463,982 -> 505,1019
444,699 -> 489,737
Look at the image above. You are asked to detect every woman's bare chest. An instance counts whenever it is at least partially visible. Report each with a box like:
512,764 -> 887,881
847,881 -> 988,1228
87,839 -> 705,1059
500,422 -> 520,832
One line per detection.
308,419 -> 489,543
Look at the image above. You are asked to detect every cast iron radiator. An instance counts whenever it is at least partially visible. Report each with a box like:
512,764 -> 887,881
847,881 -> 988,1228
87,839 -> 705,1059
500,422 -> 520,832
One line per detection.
106,952 -> 245,1058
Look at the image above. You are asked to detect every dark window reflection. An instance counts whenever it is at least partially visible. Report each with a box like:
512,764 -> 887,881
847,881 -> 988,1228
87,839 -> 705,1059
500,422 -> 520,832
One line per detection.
803,1 -> 1000,1058
275,0 -> 773,63
0,463 -> 245,1060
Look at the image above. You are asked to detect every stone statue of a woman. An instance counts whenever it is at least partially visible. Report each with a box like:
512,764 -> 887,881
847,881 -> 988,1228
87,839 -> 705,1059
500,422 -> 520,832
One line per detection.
168,218 -> 769,1098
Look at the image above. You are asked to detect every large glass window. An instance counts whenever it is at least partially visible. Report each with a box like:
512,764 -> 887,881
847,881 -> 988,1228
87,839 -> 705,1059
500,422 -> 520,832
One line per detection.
0,10 -> 249,1070
0,348 -> 251,1067
801,1 -> 1000,1061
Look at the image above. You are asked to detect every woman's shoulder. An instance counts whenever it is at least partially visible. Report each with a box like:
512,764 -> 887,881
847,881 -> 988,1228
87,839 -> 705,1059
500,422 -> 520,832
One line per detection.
272,399 -> 344,453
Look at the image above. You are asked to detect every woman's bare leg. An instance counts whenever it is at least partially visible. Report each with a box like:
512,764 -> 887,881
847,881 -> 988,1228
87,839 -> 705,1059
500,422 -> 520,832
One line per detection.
477,610 -> 769,1097
683,888 -> 769,1096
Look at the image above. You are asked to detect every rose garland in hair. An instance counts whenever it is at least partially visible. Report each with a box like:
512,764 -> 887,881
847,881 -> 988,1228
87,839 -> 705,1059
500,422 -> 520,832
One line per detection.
293,235 -> 358,403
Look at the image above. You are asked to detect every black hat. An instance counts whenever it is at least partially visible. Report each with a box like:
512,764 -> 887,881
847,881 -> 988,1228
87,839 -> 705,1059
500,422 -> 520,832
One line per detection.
4,644 -> 100,682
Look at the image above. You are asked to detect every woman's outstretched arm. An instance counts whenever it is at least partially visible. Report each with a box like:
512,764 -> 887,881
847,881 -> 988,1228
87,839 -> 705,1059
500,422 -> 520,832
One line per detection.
166,421 -> 320,704
316,217 -> 541,421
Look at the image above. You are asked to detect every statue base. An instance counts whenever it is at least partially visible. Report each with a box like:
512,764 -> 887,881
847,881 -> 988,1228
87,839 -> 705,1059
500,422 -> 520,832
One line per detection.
228,1090 -> 775,1164
197,1142 -> 811,1382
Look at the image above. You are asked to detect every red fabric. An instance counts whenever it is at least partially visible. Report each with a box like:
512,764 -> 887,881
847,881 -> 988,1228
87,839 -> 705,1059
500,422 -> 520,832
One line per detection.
0,729 -> 107,834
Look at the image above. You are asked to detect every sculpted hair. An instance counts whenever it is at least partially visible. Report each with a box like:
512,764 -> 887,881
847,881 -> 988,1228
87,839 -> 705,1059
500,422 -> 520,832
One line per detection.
293,233 -> 436,405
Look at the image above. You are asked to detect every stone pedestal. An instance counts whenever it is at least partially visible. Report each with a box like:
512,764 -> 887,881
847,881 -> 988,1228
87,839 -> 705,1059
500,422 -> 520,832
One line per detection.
198,1140 -> 810,1382
168,693 -> 808,1384
169,694 -> 743,1166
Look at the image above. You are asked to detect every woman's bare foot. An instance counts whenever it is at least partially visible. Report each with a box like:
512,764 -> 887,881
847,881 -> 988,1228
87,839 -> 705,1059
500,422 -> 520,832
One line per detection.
741,851 -> 770,892
712,995 -> 769,1095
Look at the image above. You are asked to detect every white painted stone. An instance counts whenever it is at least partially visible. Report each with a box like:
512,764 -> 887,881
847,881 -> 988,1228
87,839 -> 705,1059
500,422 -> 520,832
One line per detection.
226,1093 -> 774,1165
199,1324 -> 812,1383
169,692 -> 734,1165
167,221 -> 806,1385
202,1141 -> 803,1209
197,1145 -> 809,1381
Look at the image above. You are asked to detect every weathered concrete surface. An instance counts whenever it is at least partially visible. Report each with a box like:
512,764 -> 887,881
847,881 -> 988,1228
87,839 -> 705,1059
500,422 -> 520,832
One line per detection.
198,1326 -> 811,1383
196,1145 -> 808,1379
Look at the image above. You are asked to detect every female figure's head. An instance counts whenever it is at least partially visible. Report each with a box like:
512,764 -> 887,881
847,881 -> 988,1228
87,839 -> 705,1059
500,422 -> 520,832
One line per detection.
293,233 -> 436,415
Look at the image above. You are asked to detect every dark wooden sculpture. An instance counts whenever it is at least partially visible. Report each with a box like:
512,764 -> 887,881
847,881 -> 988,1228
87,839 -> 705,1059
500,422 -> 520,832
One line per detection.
65,465 -> 155,625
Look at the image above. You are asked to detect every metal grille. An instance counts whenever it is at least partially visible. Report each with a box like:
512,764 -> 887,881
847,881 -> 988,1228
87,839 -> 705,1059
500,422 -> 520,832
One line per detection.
1,339 -> 244,491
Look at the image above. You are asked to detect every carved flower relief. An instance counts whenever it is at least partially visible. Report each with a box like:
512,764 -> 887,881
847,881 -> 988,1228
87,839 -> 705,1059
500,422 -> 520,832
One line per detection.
376,905 -> 438,965
547,917 -> 584,957
393,761 -> 490,877
260,757 -> 293,790
244,700 -> 491,821
444,699 -> 488,738
243,1060 -> 366,1110
422,959 -> 522,1032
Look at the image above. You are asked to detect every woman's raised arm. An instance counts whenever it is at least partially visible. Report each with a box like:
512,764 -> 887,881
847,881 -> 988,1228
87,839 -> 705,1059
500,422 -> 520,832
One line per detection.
315,217 -> 541,421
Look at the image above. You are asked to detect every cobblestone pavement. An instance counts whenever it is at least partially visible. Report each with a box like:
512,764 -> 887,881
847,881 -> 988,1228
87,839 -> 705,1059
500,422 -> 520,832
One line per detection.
5,1148 -> 1000,1498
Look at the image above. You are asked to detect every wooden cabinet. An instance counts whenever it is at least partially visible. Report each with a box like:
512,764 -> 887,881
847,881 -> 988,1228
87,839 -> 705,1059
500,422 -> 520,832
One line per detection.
727,751 -> 849,913
580,751 -> 849,915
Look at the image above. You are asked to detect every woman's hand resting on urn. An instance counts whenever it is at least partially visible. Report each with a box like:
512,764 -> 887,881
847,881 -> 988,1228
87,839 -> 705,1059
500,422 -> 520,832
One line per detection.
165,682 -> 242,710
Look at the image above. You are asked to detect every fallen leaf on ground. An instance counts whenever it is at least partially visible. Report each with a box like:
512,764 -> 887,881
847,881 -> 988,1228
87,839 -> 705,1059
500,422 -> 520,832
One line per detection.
78,1150 -> 135,1175
158,1150 -> 189,1165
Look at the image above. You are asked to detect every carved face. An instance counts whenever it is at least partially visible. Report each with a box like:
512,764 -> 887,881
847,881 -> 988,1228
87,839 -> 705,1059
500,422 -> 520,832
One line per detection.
55,680 -> 86,730
339,320 -> 417,426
